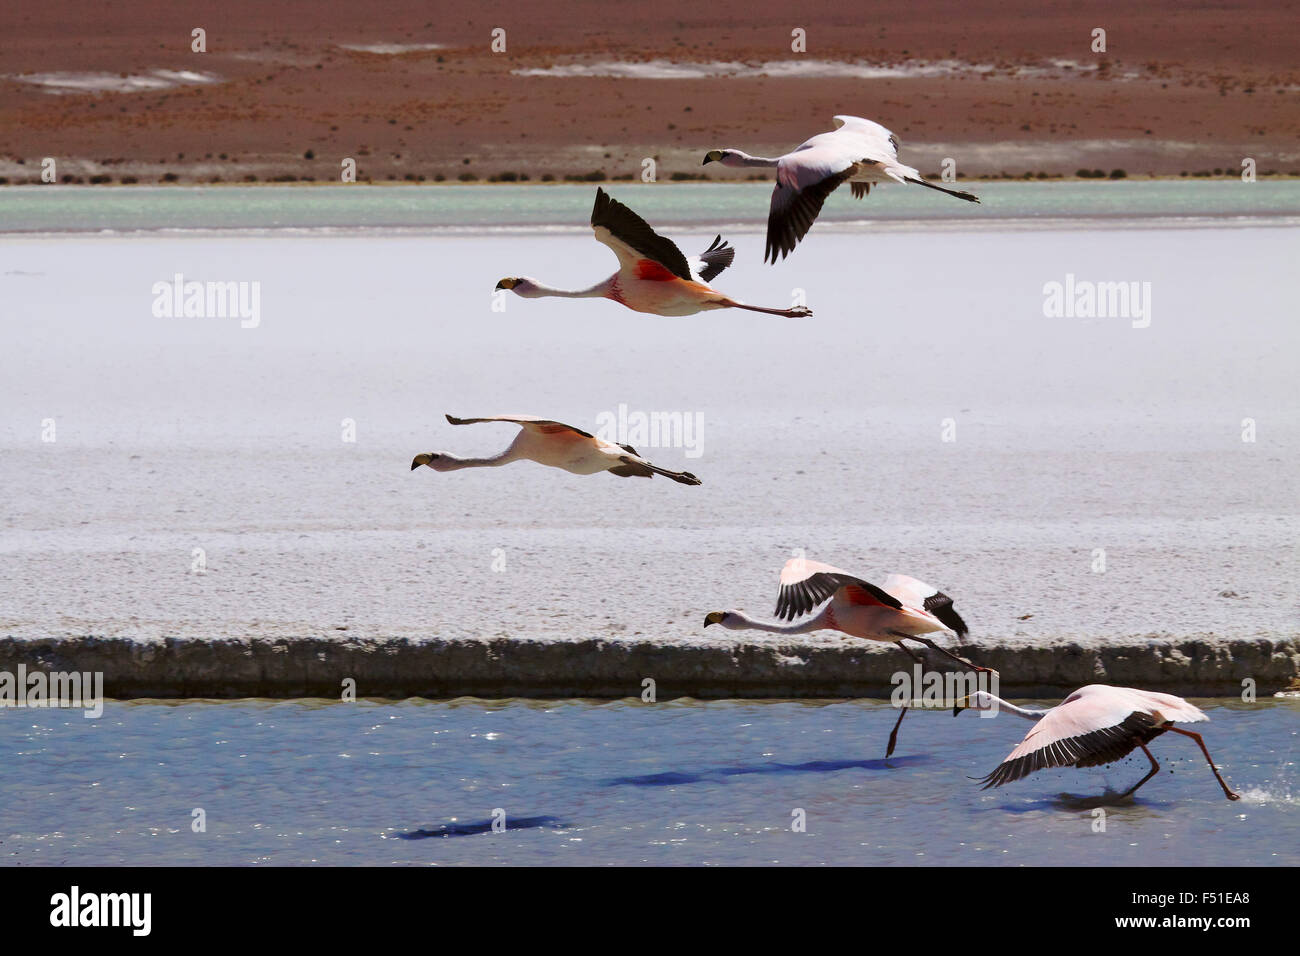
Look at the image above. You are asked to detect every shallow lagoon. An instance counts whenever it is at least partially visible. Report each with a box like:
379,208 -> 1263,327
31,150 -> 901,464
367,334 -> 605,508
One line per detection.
1,697 -> 1295,866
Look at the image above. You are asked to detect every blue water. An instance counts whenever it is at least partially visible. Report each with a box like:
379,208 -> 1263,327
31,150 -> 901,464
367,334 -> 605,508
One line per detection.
2,698 -> 1294,865
2,181 -> 1298,234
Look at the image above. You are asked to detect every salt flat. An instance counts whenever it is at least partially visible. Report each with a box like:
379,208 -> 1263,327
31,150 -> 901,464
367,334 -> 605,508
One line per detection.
1,222 -> 1296,655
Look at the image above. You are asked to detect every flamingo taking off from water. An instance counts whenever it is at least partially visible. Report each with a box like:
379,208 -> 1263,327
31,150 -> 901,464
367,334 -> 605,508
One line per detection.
702,115 -> 980,262
495,188 -> 812,317
411,414 -> 701,484
704,557 -> 982,666
704,557 -> 990,756
954,685 -> 1240,801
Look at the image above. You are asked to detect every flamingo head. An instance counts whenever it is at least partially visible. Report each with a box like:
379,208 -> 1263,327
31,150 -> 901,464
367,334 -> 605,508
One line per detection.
702,149 -> 741,167
495,277 -> 541,297
703,610 -> 739,629
952,690 -> 999,716
411,452 -> 454,473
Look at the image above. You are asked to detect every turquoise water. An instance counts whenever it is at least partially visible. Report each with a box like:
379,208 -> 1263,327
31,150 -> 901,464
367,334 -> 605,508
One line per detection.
1,698 -> 1294,866
2,181 -> 1298,234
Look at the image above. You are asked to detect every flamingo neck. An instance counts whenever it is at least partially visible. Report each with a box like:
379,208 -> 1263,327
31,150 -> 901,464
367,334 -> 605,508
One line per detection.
722,609 -> 826,635
973,693 -> 1048,720
433,448 -> 519,470
519,277 -> 613,299
724,151 -> 781,169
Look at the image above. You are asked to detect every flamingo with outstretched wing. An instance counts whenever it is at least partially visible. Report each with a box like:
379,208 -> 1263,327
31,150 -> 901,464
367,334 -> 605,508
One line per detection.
955,685 -> 1240,800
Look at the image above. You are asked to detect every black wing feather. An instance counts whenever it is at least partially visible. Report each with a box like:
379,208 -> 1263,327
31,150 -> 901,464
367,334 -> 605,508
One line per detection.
923,591 -> 968,637
590,187 -> 692,281
765,167 -> 855,263
775,572 -> 903,622
980,712 -> 1162,789
695,235 -> 735,282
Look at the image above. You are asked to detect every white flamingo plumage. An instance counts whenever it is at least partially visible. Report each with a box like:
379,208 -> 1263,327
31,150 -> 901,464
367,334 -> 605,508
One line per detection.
411,414 -> 700,485
955,685 -> 1240,801
703,115 -> 980,262
495,188 -> 812,317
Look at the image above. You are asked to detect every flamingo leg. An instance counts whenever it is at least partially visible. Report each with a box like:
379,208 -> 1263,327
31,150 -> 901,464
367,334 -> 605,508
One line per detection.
883,642 -> 925,754
1167,726 -> 1241,801
885,705 -> 909,758
716,298 -> 812,318
1120,743 -> 1161,798
903,636 -> 996,675
895,641 -> 924,664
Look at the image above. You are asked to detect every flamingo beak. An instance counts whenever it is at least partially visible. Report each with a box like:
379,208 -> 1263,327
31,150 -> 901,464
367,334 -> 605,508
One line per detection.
411,453 -> 432,470
495,277 -> 517,291
702,150 -> 723,166
703,611 -> 726,627
952,697 -> 969,716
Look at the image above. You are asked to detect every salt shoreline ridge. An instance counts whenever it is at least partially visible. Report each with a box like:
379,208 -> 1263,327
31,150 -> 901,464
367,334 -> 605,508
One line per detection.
3,635 -> 1296,699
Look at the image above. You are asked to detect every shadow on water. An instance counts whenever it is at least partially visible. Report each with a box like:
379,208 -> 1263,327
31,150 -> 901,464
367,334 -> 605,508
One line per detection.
990,789 -> 1175,814
396,756 -> 937,837
396,814 -> 567,839
603,754 -> 934,787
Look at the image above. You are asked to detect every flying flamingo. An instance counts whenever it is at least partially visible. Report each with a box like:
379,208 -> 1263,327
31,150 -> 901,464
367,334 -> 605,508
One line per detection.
702,115 -> 980,262
411,414 -> 700,485
704,556 -> 991,755
954,685 -> 1240,801
495,188 -> 812,317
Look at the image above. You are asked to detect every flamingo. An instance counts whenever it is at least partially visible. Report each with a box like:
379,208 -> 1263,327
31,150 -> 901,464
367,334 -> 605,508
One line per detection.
411,414 -> 701,485
495,188 -> 812,317
702,115 -> 980,262
704,556 -> 990,756
954,686 -> 1240,801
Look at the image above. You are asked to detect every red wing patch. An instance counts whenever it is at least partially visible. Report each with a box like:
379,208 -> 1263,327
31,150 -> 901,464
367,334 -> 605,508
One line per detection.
535,425 -> 585,440
842,585 -> 894,608
635,259 -> 678,282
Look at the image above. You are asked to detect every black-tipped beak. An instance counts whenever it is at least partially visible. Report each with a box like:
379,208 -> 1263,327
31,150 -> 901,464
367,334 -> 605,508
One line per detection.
703,611 -> 725,628
411,454 -> 431,471
701,156 -> 712,165
952,702 -> 967,717
495,280 -> 507,291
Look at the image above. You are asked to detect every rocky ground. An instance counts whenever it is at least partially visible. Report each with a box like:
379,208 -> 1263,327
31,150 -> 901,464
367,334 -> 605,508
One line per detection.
2,0 -> 1298,185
